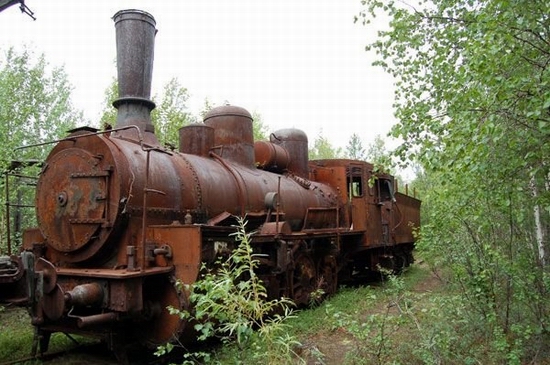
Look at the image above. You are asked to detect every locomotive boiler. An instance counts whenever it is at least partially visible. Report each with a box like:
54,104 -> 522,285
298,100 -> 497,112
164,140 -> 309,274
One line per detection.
0,9 -> 420,359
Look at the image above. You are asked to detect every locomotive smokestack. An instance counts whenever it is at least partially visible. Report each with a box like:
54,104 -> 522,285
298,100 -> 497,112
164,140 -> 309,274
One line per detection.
112,9 -> 157,142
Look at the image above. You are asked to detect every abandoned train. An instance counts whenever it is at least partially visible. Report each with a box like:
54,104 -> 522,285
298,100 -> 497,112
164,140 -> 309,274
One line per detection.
0,9 -> 420,356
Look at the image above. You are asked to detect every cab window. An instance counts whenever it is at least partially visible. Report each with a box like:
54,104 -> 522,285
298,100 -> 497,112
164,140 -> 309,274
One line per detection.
347,166 -> 363,199
378,178 -> 395,202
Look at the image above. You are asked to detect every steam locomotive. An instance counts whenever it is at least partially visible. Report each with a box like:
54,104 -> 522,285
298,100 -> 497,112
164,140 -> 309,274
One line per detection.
0,9 -> 420,359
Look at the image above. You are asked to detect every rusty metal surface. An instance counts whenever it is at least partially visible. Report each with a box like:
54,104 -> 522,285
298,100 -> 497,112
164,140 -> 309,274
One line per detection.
21,228 -> 44,251
291,252 -> 317,306
35,258 -> 57,294
42,284 -> 64,321
112,9 -> 157,143
55,266 -> 172,278
77,312 -> 118,328
35,134 -> 122,263
109,277 -> 142,312
179,142 -> 338,229
65,282 -> 104,307
317,255 -> 337,296
112,9 -> 156,107
393,192 -> 421,243
204,105 -> 255,167
259,221 -> 292,235
0,255 -> 24,284
254,140 -> 290,171
270,128 -> 309,178
36,148 -> 106,253
179,123 -> 214,156
138,276 -> 187,346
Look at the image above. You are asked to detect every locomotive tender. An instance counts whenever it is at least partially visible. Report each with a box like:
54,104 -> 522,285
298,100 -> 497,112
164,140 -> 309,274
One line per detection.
0,9 -> 420,356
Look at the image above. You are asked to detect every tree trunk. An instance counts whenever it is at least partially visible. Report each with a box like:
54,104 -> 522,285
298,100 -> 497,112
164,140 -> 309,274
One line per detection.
531,175 -> 546,267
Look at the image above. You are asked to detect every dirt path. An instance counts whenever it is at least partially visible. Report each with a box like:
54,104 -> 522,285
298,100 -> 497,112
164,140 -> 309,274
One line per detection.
298,264 -> 444,365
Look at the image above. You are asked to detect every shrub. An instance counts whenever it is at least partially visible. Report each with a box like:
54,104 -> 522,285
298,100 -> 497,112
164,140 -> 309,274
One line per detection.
157,217 -> 301,364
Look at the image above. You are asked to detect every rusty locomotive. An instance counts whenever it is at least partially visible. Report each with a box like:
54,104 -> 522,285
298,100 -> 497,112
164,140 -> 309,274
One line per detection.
0,9 -> 420,357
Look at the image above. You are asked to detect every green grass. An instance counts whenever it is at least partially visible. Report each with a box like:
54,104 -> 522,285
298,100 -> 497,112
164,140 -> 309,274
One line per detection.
287,263 -> 434,335
0,306 -> 100,364
0,305 -> 38,363
207,264 -> 439,364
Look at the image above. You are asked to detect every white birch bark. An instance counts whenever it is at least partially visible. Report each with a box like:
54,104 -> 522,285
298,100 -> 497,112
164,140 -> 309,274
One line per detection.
531,175 -> 545,266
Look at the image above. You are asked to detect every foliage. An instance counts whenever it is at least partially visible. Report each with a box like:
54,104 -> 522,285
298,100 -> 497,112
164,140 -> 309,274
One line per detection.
0,47 -> 82,252
151,77 -> 196,147
99,77 -> 196,148
158,217 -> 300,364
98,76 -> 117,130
309,131 -> 343,160
327,275 -> 415,365
359,0 -> 550,362
294,267 -> 533,365
365,134 -> 395,174
0,47 -> 82,165
251,111 -> 269,142
346,133 -> 410,183
345,133 -> 366,160
198,97 -> 215,120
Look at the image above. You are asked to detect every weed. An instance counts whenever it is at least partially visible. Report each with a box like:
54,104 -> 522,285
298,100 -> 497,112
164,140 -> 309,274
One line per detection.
158,217 -> 302,364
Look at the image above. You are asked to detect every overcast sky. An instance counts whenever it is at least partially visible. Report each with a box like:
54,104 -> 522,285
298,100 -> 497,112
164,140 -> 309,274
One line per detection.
0,0 -> 395,150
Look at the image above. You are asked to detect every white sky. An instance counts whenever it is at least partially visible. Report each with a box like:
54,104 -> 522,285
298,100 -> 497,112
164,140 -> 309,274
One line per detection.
0,0 -> 396,151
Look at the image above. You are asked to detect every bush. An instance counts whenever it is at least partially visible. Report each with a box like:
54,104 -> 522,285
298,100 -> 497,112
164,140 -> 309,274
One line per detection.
157,217 -> 301,364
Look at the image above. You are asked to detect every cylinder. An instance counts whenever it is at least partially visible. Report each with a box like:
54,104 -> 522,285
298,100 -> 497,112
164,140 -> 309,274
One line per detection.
179,124 -> 215,156
254,141 -> 290,172
112,9 -> 157,135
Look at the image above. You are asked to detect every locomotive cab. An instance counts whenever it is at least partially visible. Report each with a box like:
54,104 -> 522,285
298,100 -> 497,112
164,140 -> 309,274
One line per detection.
309,159 -> 373,232
309,158 -> 420,273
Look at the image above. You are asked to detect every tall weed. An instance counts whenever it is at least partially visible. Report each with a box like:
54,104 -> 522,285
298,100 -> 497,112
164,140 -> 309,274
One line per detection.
157,217 -> 301,364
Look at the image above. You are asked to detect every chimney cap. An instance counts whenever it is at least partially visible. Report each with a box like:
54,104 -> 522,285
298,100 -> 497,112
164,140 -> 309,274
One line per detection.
112,9 -> 156,27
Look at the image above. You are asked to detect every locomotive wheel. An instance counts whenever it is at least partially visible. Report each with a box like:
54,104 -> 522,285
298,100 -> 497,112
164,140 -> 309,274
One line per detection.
392,248 -> 414,274
137,277 -> 187,347
317,255 -> 337,297
291,253 -> 317,306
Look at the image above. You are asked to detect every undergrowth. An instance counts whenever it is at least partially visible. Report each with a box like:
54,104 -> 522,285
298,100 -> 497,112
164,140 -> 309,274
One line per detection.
157,217 -> 301,364
4,236 -> 545,364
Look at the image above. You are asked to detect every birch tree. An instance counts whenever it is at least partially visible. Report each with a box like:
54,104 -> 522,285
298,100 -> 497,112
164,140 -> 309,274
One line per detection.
0,47 -> 82,251
360,0 -> 550,361
309,132 -> 342,160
